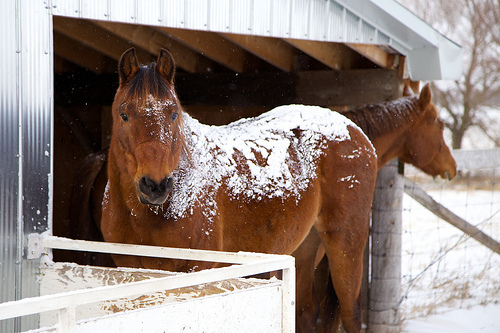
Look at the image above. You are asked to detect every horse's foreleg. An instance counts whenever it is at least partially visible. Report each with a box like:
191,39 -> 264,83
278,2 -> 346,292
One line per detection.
292,227 -> 322,332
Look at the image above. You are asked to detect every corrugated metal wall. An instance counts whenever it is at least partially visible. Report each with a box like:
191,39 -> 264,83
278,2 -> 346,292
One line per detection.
0,1 -> 53,331
49,0 -> 461,80
51,0 -> 397,49
0,1 -> 20,331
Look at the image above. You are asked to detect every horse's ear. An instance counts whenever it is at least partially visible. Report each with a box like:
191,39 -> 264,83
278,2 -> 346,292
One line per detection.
419,83 -> 432,109
156,49 -> 175,83
119,48 -> 140,86
403,81 -> 414,97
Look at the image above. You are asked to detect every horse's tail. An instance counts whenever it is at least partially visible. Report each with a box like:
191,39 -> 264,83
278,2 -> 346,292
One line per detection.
317,269 -> 342,332
68,148 -> 113,266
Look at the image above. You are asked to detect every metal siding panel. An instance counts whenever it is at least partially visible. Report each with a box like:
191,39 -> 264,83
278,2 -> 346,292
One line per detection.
326,2 -> 344,41
80,0 -> 108,21
344,9 -> 360,43
407,47 -> 442,81
109,0 -> 135,23
360,21 -> 376,43
308,0 -> 329,40
51,0 -> 81,17
21,0 -> 52,235
376,31 -> 391,46
251,0 -> 272,36
49,0 -> 462,79
289,0 -> 310,39
0,1 -> 20,331
184,0 -> 209,30
230,0 -> 253,34
16,0 -> 53,330
209,0 -> 231,32
437,38 -> 462,80
161,0 -> 185,28
269,0 -> 291,38
362,0 -> 439,47
137,0 -> 162,26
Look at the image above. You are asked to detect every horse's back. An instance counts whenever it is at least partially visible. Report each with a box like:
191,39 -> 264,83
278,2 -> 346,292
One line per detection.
212,106 -> 377,255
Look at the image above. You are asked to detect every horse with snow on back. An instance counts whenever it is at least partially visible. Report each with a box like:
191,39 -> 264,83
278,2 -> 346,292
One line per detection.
294,82 -> 457,331
100,47 -> 377,333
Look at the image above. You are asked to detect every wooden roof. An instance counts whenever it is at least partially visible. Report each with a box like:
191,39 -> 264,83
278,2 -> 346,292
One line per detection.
53,16 -> 402,74
53,16 -> 403,107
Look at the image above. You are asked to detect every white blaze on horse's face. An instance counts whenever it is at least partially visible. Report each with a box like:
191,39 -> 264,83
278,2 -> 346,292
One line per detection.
142,94 -> 178,145
112,47 -> 183,206
115,95 -> 183,206
136,96 -> 182,206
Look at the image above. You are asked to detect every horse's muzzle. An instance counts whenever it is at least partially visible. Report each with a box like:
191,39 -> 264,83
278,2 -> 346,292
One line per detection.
137,176 -> 173,205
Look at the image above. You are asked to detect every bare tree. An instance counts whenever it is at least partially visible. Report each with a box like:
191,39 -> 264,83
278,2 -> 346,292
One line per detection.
398,0 -> 500,149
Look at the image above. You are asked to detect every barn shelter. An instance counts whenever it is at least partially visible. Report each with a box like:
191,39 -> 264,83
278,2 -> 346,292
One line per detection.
1,0 -> 461,331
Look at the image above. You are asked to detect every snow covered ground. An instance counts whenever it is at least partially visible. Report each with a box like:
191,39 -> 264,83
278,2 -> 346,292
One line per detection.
400,174 -> 500,332
403,303 -> 500,333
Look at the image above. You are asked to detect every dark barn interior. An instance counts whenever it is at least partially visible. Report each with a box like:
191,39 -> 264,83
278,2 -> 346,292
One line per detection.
52,16 -> 406,262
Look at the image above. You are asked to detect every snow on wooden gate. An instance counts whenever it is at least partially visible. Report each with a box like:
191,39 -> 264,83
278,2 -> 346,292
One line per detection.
0,236 -> 295,333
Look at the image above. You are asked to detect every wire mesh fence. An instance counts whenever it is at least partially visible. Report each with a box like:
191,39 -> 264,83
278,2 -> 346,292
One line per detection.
400,149 -> 500,320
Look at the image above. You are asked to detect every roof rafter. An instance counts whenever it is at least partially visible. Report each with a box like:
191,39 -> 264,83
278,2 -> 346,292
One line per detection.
220,33 -> 297,72
346,43 -> 396,69
159,28 -> 262,73
93,21 -> 217,73
53,32 -> 113,74
53,16 -> 154,64
284,39 -> 360,70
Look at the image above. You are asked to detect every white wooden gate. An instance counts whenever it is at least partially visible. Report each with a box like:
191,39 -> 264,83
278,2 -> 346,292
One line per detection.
0,236 -> 295,333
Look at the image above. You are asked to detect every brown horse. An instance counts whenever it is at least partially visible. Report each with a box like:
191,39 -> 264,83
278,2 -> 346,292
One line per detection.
342,82 -> 457,178
98,48 -> 377,333
293,82 -> 457,331
71,49 -> 456,331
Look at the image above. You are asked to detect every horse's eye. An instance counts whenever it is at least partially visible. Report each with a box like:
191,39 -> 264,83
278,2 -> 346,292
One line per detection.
171,112 -> 178,122
120,113 -> 129,122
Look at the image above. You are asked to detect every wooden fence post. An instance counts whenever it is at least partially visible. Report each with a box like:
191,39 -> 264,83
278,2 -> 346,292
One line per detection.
369,159 -> 402,333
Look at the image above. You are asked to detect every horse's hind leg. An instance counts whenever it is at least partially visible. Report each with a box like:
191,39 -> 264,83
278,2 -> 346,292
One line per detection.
316,160 -> 375,331
292,227 -> 322,332
317,266 -> 341,332
317,218 -> 368,333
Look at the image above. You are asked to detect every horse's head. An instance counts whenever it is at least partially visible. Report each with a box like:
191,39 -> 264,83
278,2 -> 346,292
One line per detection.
110,48 -> 184,205
400,84 -> 457,180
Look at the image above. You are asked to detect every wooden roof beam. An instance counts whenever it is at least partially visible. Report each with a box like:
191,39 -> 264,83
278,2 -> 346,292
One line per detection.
346,43 -> 396,69
284,39 -> 359,70
160,28 -> 260,73
93,21 -> 217,73
53,32 -> 113,74
53,16 -> 154,64
174,68 -> 400,107
220,34 -> 297,72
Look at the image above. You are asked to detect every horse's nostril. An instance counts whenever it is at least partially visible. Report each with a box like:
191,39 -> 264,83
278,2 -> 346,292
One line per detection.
139,177 -> 157,195
159,177 -> 168,192
139,176 -> 173,196
163,177 -> 174,193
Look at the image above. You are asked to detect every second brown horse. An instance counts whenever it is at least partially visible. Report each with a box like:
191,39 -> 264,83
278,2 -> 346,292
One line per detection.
293,82 -> 457,331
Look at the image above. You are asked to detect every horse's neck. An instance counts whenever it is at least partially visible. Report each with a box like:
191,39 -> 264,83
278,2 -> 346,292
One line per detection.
371,129 -> 407,169
347,97 -> 421,170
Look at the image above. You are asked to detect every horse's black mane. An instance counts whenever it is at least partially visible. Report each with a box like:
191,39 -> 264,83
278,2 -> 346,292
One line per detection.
341,96 -> 420,140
